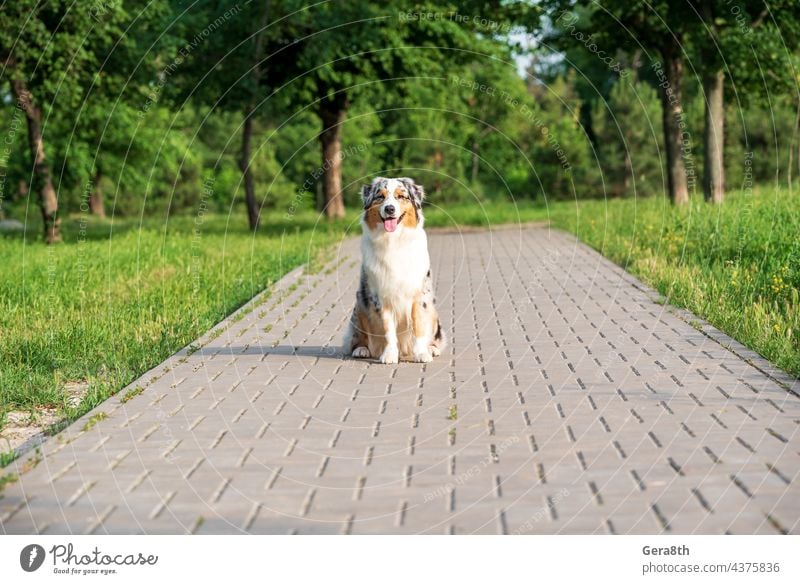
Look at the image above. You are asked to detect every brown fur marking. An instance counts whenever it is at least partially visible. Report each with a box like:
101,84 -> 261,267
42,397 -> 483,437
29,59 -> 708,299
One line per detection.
349,302 -> 389,356
411,296 -> 428,338
364,203 -> 382,231
399,198 -> 417,228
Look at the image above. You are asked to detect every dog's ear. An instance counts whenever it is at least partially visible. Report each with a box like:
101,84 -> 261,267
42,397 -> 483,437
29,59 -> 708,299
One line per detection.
398,177 -> 425,208
361,177 -> 386,209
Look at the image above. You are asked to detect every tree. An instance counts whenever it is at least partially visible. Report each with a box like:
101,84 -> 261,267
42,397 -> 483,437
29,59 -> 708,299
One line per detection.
289,0 -> 539,217
169,1 -> 306,230
593,74 -> 664,197
43,1 -> 177,220
0,0 -> 128,242
544,0 -> 698,204
688,1 -> 800,204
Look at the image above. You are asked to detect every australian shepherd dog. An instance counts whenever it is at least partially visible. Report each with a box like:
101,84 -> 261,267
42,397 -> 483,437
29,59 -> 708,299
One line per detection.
343,177 -> 446,364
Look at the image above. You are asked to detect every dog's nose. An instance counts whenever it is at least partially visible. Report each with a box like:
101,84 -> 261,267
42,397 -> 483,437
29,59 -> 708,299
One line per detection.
384,205 -> 396,216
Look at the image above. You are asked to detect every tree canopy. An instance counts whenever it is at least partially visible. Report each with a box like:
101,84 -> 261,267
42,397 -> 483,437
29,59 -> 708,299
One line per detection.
1,1 -> 798,241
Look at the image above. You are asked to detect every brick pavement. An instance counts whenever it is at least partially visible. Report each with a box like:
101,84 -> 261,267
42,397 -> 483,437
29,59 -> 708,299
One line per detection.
1,227 -> 798,534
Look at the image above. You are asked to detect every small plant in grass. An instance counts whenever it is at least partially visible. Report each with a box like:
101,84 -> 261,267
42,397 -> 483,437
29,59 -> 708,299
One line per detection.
0,471 -> 18,493
82,412 -> 108,432
46,419 -> 70,436
20,449 -> 42,472
121,386 -> 145,404
1,448 -> 42,474
0,450 -> 19,467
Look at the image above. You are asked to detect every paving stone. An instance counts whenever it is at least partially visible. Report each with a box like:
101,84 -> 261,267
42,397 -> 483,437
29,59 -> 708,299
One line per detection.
1,228 -> 799,534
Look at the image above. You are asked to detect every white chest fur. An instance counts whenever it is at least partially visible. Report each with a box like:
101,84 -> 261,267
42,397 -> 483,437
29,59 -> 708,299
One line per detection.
361,227 -> 430,311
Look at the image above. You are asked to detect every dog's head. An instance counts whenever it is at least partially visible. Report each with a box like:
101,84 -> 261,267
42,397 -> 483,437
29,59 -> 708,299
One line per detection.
360,177 -> 425,234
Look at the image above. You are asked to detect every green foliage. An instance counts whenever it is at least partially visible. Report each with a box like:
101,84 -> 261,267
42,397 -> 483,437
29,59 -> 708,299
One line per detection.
0,1 -> 128,107
592,76 -> 664,197
1,0 -> 798,228
717,1 -> 800,105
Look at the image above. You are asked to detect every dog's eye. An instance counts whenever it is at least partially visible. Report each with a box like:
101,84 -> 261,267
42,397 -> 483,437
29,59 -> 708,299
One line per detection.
374,195 -> 385,203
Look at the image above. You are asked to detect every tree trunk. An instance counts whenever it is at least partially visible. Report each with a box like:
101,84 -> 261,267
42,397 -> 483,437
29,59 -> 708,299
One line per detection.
239,107 -> 260,231
10,77 -> 61,242
659,48 -> 690,205
90,170 -> 106,217
318,92 -> 348,218
237,1 -> 270,231
703,69 -> 725,203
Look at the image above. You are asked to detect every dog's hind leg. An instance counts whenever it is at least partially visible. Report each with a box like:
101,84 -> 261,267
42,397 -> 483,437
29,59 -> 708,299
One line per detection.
430,318 -> 447,357
410,298 -> 433,363
343,308 -> 371,358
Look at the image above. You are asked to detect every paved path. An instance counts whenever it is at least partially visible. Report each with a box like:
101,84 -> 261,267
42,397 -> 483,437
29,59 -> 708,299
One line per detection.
2,228 -> 799,534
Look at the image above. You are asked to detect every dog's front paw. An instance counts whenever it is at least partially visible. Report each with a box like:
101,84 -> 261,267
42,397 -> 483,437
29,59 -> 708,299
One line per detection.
379,345 -> 399,364
412,348 -> 433,363
412,339 -> 433,362
352,346 -> 370,359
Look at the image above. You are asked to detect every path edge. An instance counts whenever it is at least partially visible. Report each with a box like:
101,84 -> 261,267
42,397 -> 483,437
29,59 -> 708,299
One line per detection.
556,229 -> 800,395
2,264 -> 308,467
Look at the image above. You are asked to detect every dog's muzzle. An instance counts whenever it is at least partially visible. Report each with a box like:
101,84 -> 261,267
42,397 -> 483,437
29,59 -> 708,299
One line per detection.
381,205 -> 401,233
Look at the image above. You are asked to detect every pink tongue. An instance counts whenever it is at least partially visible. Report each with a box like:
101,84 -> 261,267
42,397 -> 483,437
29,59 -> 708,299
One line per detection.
383,218 -> 398,232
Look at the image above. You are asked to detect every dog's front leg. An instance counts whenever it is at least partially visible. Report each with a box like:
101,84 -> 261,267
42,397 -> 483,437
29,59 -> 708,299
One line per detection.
379,308 -> 399,364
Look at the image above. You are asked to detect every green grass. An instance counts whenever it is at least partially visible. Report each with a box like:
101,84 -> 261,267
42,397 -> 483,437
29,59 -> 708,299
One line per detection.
547,187 -> 799,378
0,450 -> 19,467
0,470 -> 18,493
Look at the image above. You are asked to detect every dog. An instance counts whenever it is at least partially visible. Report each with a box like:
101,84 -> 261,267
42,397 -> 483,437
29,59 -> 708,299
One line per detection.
343,177 -> 446,364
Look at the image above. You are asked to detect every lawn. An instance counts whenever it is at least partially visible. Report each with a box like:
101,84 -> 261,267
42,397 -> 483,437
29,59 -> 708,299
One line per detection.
1,188 -> 797,454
